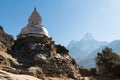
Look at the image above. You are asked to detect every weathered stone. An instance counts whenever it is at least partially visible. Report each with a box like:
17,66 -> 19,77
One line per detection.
0,50 -> 19,68
10,36 -> 81,79
0,25 -> 14,50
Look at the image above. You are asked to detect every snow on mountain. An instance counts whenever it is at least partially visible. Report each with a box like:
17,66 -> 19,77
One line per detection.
79,40 -> 120,69
67,33 -> 108,62
67,40 -> 77,49
81,33 -> 93,41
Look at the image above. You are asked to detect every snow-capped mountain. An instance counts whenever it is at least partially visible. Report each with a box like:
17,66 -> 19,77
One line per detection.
67,40 -> 77,49
79,40 -> 120,68
67,33 -> 108,62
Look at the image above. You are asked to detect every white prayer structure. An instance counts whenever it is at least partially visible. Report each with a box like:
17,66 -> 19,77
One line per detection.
17,7 -> 48,39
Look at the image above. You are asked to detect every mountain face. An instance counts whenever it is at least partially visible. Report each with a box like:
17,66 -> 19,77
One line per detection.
79,40 -> 120,68
67,33 -> 108,62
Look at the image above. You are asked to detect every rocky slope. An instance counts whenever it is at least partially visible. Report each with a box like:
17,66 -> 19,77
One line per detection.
0,26 -> 81,80
0,26 -> 17,69
10,36 -> 81,79
0,25 -> 14,51
0,25 -> 81,79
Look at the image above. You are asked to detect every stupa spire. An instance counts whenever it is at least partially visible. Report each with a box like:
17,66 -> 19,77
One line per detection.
34,7 -> 36,11
28,7 -> 42,25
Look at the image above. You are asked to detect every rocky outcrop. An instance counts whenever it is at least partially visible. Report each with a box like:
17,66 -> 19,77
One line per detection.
0,40 -> 18,69
0,25 -> 14,50
10,36 -> 81,79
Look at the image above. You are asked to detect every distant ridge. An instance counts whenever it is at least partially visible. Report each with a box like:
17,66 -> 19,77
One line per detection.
79,40 -> 120,68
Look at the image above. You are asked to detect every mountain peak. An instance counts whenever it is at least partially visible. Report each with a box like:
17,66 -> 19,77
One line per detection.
81,33 -> 93,40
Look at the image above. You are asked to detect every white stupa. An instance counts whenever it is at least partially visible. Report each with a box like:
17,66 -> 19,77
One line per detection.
17,7 -> 48,39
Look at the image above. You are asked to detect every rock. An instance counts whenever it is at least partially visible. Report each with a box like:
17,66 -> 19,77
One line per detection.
0,41 -> 19,76
0,42 -> 7,52
0,25 -> 14,50
34,54 -> 46,61
34,54 -> 47,64
11,36 -> 81,79
28,66 -> 43,75
0,49 -> 19,68
28,66 -> 45,79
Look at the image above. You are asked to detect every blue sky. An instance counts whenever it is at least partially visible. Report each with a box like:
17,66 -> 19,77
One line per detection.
0,0 -> 120,46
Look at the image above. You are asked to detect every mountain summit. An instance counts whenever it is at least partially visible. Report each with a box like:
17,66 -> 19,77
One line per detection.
67,33 -> 108,62
81,33 -> 93,41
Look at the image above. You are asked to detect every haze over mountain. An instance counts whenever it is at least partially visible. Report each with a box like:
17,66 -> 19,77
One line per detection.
67,33 -> 108,62
79,40 -> 120,68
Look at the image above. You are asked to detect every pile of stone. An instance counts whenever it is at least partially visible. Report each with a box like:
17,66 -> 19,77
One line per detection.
10,36 -> 81,79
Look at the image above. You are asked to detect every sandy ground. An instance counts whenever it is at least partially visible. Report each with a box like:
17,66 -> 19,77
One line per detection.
0,70 -> 41,80
0,70 -> 94,80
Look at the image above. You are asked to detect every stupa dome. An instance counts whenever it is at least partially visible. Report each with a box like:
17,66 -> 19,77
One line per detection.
17,7 -> 48,39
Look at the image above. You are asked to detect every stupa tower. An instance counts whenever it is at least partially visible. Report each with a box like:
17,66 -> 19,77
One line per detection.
17,7 -> 48,39
11,7 -> 81,79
